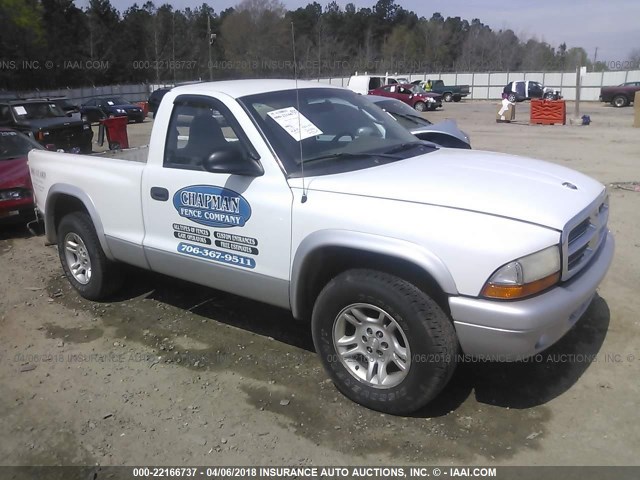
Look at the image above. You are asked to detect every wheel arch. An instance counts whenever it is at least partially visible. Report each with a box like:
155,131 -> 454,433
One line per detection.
44,184 -> 114,260
290,230 -> 458,321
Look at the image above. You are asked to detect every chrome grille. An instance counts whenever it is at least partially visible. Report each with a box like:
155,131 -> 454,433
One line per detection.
562,193 -> 609,281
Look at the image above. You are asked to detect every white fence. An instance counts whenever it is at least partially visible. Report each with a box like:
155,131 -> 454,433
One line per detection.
12,84 -> 151,103
316,70 -> 640,101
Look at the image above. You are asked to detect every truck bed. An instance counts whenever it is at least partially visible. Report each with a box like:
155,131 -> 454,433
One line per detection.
91,145 -> 149,163
28,149 -> 147,249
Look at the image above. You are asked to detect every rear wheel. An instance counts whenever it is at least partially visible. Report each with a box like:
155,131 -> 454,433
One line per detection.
414,101 -> 427,112
312,269 -> 458,415
57,212 -> 123,300
443,92 -> 453,102
507,93 -> 517,103
612,95 -> 629,108
452,95 -> 461,102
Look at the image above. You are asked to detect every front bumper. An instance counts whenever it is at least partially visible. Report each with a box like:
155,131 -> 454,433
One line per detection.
0,195 -> 34,222
449,231 -> 614,360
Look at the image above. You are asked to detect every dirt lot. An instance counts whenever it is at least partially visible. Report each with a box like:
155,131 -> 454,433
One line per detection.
1,101 -> 639,467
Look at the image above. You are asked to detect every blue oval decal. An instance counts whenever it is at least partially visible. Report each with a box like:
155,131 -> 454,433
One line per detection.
173,185 -> 251,228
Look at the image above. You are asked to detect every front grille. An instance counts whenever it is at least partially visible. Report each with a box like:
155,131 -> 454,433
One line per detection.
562,194 -> 609,280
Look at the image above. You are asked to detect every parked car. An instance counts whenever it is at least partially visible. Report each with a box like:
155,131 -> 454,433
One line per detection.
368,95 -> 470,148
148,87 -> 172,117
599,82 -> 640,108
30,80 -> 613,415
81,97 -> 145,124
503,81 -> 558,103
369,83 -> 442,111
0,99 -> 93,153
413,79 -> 470,102
347,74 -> 399,95
0,128 -> 43,222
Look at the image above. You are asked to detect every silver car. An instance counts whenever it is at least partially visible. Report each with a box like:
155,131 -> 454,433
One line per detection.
368,95 -> 471,149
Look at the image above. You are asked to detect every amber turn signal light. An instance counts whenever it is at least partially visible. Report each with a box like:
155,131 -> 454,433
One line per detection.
481,271 -> 561,300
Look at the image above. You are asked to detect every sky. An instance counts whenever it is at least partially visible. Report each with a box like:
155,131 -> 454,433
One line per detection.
74,0 -> 640,62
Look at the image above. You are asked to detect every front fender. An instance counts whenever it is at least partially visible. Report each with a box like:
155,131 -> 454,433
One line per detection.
290,229 -> 458,319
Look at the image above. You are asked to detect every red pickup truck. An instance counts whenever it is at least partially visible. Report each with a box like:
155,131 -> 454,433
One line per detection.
600,82 -> 640,107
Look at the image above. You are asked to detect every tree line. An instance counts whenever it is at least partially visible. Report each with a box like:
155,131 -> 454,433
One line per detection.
0,0 -> 628,91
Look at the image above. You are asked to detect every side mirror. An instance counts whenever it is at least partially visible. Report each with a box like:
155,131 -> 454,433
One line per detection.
203,145 -> 263,177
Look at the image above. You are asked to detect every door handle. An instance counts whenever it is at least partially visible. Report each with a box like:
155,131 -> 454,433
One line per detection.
150,187 -> 169,201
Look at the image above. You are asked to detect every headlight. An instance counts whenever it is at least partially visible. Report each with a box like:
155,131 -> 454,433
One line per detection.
116,108 -> 125,114
0,188 -> 30,201
481,245 -> 561,299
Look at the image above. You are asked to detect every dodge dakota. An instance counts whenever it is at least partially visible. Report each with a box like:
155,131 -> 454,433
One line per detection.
28,80 -> 614,414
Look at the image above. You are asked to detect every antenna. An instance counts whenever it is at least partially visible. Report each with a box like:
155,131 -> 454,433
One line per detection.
291,22 -> 307,203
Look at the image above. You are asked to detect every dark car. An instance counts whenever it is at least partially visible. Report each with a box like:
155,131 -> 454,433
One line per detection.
412,79 -> 470,102
148,87 -> 171,117
0,128 -> 44,223
600,82 -> 640,107
0,99 -> 93,153
503,80 -> 557,103
81,96 -> 145,123
369,96 -> 471,149
369,83 -> 442,111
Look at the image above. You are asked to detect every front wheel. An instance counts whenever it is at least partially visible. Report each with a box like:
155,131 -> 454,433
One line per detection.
612,95 -> 628,108
312,269 -> 458,415
507,93 -> 517,103
414,101 -> 427,112
57,212 -> 123,301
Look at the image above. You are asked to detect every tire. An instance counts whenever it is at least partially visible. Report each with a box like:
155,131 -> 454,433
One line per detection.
414,101 -> 427,112
57,212 -> 123,301
452,95 -> 461,102
443,92 -> 453,102
311,269 -> 458,415
507,93 -> 517,103
612,95 -> 628,108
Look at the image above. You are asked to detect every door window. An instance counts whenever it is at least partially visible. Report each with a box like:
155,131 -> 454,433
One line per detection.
163,97 -> 253,171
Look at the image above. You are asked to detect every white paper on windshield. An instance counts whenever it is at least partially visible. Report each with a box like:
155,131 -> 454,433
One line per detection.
267,107 -> 323,141
14,106 -> 27,115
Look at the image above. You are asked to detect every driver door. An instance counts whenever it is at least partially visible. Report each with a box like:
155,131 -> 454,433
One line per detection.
140,94 -> 293,308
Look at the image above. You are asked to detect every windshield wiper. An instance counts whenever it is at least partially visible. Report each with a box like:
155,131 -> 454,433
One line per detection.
303,151 -> 402,164
384,141 -> 436,155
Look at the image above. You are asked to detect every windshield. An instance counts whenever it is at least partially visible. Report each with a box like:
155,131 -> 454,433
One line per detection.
0,130 -> 43,160
104,97 -> 130,106
239,88 -> 428,176
410,85 -> 428,95
11,102 -> 66,120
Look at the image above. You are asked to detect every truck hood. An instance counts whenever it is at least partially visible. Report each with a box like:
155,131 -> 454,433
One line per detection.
21,118 -> 85,130
295,149 -> 604,230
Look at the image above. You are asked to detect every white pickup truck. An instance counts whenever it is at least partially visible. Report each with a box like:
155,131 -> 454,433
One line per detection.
29,80 -> 614,414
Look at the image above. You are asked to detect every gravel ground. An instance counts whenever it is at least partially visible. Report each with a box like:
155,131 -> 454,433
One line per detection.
1,100 -> 639,467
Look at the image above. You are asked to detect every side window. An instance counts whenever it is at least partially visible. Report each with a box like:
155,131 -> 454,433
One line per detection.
369,77 -> 383,90
163,97 -> 252,171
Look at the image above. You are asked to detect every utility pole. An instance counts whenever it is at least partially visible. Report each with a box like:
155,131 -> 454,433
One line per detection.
593,47 -> 598,71
172,12 -> 176,84
207,15 -> 213,81
574,60 -> 582,119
